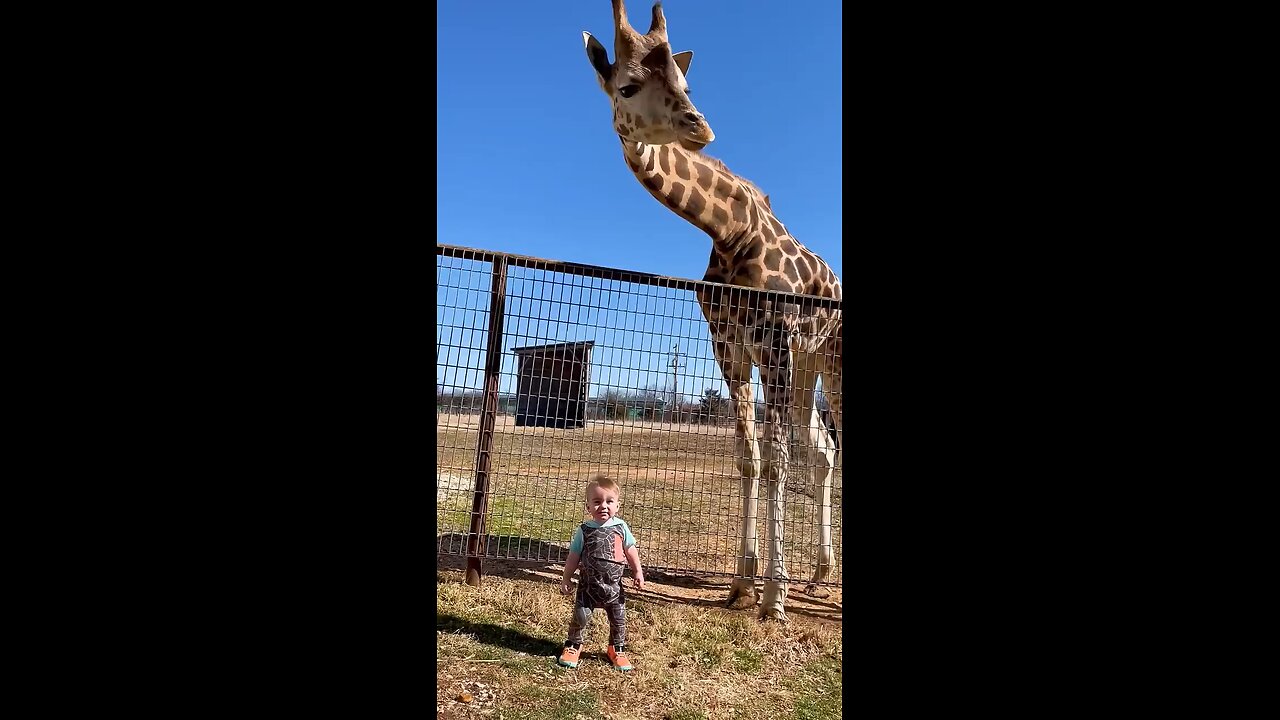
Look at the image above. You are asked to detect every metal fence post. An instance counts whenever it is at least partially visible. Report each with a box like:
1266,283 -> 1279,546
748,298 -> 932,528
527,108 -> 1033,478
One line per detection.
465,256 -> 508,587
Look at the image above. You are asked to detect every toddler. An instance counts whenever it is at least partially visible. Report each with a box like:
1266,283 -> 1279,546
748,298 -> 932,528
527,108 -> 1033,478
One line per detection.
557,473 -> 644,671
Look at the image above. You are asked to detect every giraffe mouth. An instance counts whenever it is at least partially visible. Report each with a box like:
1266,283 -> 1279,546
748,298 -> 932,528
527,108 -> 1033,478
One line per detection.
679,137 -> 709,152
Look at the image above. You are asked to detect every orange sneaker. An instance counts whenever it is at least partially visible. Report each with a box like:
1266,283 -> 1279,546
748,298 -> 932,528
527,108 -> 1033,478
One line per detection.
607,645 -> 633,671
557,644 -> 582,668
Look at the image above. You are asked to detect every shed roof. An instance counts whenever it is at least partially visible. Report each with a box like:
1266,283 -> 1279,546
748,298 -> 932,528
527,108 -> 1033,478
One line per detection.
511,340 -> 596,356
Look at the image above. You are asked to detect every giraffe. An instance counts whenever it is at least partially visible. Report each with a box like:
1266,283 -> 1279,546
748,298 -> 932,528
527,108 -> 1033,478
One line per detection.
581,0 -> 842,621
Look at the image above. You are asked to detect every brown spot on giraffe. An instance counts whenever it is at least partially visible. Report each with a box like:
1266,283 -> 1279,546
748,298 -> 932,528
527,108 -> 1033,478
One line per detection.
674,151 -> 691,180
685,184 -> 706,217
669,181 -> 687,206
695,162 -> 714,190
715,176 -> 735,200
763,247 -> 781,272
794,256 -> 812,283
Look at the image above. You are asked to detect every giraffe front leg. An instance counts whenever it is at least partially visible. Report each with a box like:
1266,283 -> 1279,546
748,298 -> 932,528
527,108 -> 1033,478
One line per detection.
726,376 -> 761,610
759,335 -> 793,622
805,364 -> 841,597
759,416 -> 790,621
804,452 -> 834,598
793,371 -> 835,599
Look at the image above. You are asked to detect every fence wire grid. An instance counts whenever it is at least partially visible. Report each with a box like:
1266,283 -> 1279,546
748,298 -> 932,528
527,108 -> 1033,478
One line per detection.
437,243 -> 843,588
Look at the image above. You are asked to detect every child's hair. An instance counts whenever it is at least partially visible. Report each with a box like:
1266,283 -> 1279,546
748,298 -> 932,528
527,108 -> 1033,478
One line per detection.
585,473 -> 622,498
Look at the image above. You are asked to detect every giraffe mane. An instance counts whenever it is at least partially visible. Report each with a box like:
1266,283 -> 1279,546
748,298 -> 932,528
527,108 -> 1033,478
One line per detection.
691,150 -> 768,202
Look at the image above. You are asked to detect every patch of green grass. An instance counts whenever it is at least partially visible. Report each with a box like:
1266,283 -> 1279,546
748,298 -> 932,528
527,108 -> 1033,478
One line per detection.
732,648 -> 763,673
439,492 -> 581,543
674,622 -> 732,670
498,656 -> 545,676
789,657 -> 842,720
513,688 -> 600,720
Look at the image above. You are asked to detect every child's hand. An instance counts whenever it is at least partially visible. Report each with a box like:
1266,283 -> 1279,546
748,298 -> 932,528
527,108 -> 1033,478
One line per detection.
633,573 -> 645,590
560,579 -> 574,595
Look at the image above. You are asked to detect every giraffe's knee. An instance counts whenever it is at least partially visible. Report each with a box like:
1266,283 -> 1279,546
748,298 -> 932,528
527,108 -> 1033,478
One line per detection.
762,455 -> 788,482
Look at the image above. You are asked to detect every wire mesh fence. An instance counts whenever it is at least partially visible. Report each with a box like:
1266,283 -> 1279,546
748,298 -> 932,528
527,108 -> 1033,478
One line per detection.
437,243 -> 843,589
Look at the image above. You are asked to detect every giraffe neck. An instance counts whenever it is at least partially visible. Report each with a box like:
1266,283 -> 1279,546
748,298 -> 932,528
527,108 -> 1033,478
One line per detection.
619,137 -> 765,257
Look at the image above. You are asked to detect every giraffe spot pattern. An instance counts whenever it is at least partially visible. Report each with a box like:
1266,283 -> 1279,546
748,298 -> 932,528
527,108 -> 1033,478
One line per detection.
711,204 -> 728,227
695,162 -> 714,190
784,258 -> 799,282
763,247 -> 781,272
669,181 -> 687,206
795,255 -> 813,283
674,151 -> 691,181
765,273 -> 795,293
659,146 -> 671,175
686,186 -> 706,218
715,176 -> 735,200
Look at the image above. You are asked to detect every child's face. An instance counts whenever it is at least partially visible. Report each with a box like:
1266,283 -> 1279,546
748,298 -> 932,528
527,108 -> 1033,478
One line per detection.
585,486 -> 621,523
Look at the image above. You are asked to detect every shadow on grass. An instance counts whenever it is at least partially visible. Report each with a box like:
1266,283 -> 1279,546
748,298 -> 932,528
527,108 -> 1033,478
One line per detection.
436,533 -> 571,564
437,612 -> 562,658
438,550 -> 842,625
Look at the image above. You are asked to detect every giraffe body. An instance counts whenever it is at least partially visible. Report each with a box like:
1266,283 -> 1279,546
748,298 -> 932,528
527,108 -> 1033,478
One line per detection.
584,1 -> 842,621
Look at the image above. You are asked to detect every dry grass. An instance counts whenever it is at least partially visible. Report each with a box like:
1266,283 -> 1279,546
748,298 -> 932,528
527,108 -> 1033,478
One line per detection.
437,413 -> 843,585
437,569 -> 842,720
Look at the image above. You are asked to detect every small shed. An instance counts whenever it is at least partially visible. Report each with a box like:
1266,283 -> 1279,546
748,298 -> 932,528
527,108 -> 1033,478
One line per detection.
512,341 -> 595,428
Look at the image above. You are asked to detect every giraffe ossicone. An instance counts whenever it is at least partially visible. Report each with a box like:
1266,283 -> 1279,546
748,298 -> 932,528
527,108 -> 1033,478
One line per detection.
582,0 -> 842,622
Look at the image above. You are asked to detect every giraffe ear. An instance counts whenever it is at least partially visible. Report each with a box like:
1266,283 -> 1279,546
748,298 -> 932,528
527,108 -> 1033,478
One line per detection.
672,50 -> 693,77
763,194 -> 771,209
640,43 -> 673,71
583,32 -> 613,83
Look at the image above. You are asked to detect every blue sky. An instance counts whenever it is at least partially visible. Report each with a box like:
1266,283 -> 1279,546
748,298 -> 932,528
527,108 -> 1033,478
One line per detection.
438,2 -> 842,401
437,1 -> 842,280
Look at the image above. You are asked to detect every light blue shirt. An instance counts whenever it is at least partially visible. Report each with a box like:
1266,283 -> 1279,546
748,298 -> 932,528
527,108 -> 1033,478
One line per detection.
569,517 -> 637,555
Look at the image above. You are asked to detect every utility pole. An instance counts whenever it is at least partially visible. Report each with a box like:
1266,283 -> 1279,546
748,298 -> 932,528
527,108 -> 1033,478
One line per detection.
669,343 -> 684,422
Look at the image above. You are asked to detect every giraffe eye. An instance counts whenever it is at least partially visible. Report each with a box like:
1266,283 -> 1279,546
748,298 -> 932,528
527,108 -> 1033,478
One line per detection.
618,85 -> 640,98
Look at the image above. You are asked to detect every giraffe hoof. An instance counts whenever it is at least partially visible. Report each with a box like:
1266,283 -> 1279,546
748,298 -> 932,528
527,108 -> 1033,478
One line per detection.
726,589 -> 756,610
803,583 -> 831,599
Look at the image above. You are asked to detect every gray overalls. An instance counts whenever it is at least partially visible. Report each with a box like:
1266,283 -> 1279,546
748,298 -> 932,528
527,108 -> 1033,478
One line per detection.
567,522 -> 628,646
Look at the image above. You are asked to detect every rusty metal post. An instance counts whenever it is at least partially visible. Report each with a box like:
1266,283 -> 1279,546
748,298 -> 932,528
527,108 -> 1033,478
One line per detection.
465,256 -> 508,587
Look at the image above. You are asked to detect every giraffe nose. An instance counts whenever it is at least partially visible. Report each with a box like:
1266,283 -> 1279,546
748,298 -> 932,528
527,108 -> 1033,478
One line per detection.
682,111 -> 704,126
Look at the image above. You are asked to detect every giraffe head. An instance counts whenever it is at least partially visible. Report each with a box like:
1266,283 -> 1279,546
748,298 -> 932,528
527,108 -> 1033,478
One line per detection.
582,0 -> 715,150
